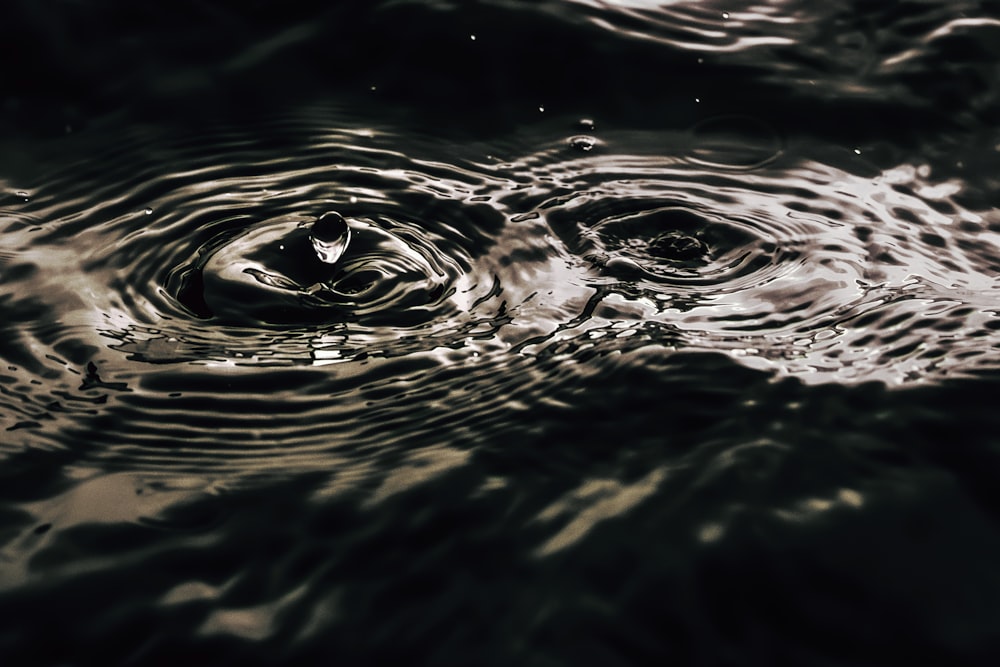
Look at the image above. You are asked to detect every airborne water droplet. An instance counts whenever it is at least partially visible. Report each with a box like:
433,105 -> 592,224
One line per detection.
144,207 -> 153,215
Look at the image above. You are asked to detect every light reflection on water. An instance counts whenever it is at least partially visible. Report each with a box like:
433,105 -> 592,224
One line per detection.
2,0 -> 1000,663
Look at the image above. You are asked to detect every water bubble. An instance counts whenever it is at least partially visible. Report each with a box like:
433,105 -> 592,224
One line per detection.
569,136 -> 596,152
577,118 -> 595,131
470,34 -> 476,41
538,105 -> 545,113
722,11 -> 730,19
144,207 -> 153,215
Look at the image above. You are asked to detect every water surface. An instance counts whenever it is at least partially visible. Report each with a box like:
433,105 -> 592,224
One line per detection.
2,1 -> 1000,664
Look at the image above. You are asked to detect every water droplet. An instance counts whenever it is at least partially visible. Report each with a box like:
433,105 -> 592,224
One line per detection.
349,196 -> 358,204
16,190 -> 29,201
722,11 -> 730,19
697,57 -> 704,64
538,105 -> 545,113
470,34 -> 476,41
854,147 -> 862,155
370,85 -> 377,91
144,207 -> 153,215
569,136 -> 596,152
310,211 -> 351,264
577,118 -> 595,131
695,98 -> 701,103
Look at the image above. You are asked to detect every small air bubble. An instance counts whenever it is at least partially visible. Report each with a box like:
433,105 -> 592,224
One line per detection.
370,85 -> 377,91
279,244 -> 285,251
722,11 -> 730,19
144,207 -> 153,215
697,57 -> 704,64
349,196 -> 358,204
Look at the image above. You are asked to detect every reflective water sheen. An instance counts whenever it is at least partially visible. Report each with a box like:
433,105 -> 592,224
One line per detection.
2,0 -> 1000,664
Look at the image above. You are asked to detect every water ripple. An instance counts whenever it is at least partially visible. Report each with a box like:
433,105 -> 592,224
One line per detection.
491,124 -> 1000,384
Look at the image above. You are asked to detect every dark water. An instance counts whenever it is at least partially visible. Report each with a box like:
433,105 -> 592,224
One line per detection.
3,1 -> 1000,664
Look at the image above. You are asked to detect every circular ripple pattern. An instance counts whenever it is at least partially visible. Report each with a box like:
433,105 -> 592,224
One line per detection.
494,123 -> 1000,384
569,200 -> 779,287
0,106 -> 550,470
9,108 -> 521,369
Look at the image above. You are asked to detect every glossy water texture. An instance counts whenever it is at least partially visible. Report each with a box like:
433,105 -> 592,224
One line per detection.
2,1 -> 1000,664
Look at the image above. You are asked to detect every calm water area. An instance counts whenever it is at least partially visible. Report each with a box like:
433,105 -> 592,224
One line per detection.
2,1 -> 1000,664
